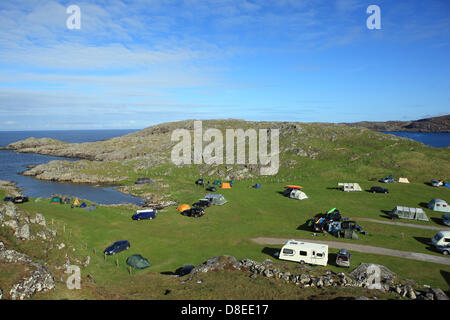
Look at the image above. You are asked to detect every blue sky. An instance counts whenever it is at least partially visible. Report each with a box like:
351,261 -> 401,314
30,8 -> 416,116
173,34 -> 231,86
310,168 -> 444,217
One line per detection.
0,0 -> 449,130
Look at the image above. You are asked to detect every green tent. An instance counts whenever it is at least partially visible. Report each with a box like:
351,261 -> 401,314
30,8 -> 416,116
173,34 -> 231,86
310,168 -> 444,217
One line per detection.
50,196 -> 62,204
212,180 -> 222,186
126,254 -> 151,269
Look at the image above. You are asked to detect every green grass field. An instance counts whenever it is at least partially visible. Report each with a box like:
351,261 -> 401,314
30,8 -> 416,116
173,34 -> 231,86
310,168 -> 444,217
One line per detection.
2,173 -> 449,299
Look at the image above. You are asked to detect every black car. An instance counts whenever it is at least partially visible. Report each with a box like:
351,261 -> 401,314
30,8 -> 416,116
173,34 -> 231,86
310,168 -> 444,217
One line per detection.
181,207 -> 205,218
104,240 -> 130,255
3,196 -> 13,202
369,186 -> 389,194
13,196 -> 29,204
192,199 -> 211,208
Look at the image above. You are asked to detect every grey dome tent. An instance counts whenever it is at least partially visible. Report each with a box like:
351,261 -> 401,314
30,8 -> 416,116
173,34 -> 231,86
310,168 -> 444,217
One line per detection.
126,254 -> 151,269
204,193 -> 227,205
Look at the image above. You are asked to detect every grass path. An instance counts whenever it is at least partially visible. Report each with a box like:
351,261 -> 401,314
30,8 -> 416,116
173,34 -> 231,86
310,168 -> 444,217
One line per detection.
251,237 -> 450,266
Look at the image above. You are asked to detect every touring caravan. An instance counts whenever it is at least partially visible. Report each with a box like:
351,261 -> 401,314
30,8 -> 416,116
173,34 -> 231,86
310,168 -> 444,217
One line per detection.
338,183 -> 362,192
427,199 -> 450,213
278,240 -> 328,266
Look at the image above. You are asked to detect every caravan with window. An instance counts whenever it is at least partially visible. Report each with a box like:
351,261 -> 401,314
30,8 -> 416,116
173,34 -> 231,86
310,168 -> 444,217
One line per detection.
278,240 -> 328,266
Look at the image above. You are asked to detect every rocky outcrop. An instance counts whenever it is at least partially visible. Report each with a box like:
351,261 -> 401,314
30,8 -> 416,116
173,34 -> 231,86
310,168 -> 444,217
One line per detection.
0,202 -> 56,241
9,262 -> 55,300
0,241 -> 55,300
182,256 -> 449,300
21,160 -> 128,184
349,263 -> 396,291
1,202 -> 31,240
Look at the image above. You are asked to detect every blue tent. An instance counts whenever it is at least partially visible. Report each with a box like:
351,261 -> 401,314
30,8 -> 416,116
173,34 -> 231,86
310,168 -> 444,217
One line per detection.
445,183 -> 450,188
80,202 -> 87,208
253,184 -> 262,188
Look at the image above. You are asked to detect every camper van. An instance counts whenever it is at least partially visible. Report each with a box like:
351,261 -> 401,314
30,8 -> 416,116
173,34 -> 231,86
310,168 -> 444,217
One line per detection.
278,240 -> 328,266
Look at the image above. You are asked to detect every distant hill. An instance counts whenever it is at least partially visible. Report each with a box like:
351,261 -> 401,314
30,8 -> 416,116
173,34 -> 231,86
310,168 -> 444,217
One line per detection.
343,115 -> 450,133
3,119 -> 450,190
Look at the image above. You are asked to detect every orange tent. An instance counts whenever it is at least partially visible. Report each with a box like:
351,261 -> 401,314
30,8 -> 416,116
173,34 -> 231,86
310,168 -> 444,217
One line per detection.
284,185 -> 302,189
221,182 -> 232,189
176,204 -> 191,212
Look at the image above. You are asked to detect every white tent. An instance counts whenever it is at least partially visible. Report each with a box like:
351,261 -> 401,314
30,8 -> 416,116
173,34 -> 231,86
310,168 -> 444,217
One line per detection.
338,183 -> 362,192
398,177 -> 410,183
289,189 -> 308,200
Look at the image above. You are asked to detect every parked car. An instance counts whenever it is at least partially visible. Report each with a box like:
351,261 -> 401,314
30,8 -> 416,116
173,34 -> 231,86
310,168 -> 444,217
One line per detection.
132,209 -> 156,220
431,180 -> 444,187
442,215 -> 450,227
192,199 -> 211,208
380,176 -> 395,183
13,196 -> 29,204
431,231 -> 450,250
104,240 -> 130,255
434,246 -> 450,255
336,248 -> 351,267
3,196 -> 13,202
369,186 -> 389,194
181,207 -> 205,218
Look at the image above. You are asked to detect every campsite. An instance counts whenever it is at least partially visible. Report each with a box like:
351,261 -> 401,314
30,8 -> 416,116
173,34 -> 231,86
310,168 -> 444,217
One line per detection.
1,169 -> 449,299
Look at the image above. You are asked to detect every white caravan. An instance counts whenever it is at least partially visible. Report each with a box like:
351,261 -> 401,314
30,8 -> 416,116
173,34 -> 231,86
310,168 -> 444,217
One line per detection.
278,240 -> 328,266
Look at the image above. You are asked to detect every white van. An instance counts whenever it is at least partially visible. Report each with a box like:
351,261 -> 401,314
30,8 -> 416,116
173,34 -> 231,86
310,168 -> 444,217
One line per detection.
278,240 -> 328,266
432,231 -> 450,247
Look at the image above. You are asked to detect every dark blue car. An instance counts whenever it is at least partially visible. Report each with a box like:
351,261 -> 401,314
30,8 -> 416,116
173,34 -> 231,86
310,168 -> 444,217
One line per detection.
104,240 -> 130,255
132,210 -> 156,220
443,214 -> 450,227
